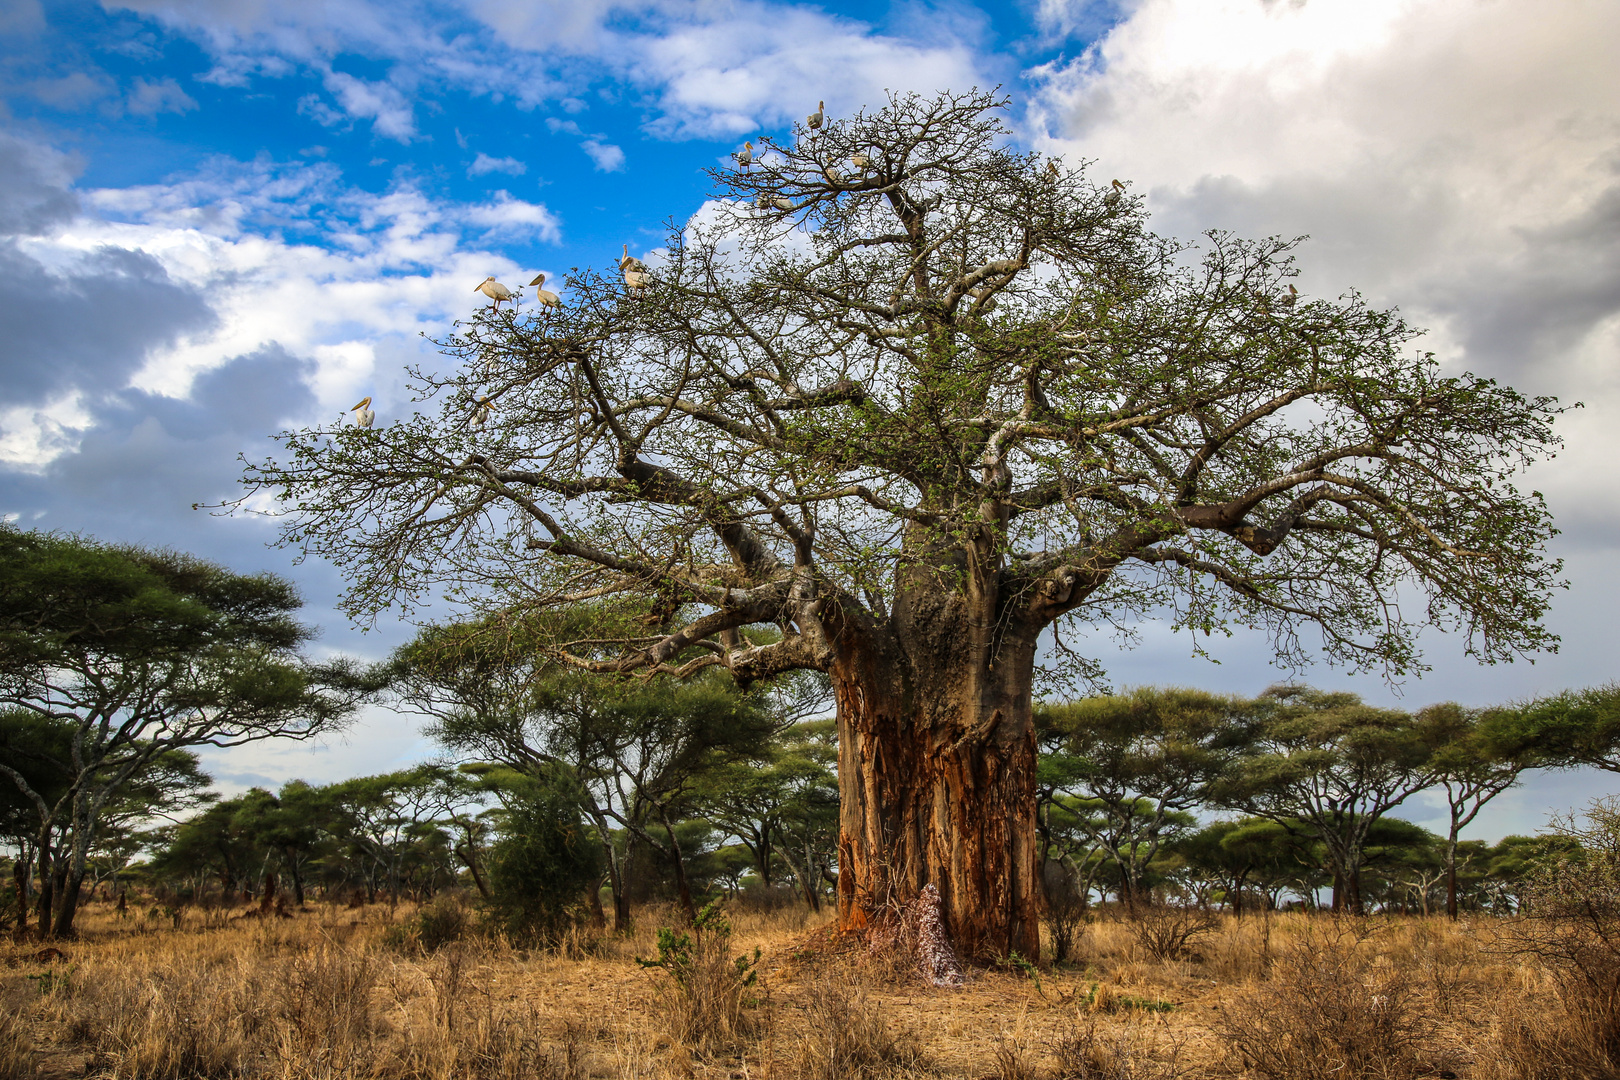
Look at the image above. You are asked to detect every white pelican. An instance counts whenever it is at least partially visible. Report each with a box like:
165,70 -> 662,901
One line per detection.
528,273 -> 560,309
807,101 -> 824,133
824,164 -> 842,184
618,244 -> 647,272
619,246 -> 649,296
349,397 -> 375,428
771,196 -> 794,211
475,276 -> 514,308
850,152 -> 870,172
1104,179 -> 1124,207
469,396 -> 493,431
1281,284 -> 1299,309
737,141 -> 754,170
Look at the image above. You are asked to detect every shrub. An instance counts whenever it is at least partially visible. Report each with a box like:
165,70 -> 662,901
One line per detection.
486,771 -> 603,946
1495,796 -> 1620,1076
1046,885 -> 1089,964
1127,905 -> 1216,963
1214,919 -> 1435,1079
384,893 -> 473,954
637,901 -> 760,1056
794,974 -> 928,1080
1051,1018 -> 1189,1080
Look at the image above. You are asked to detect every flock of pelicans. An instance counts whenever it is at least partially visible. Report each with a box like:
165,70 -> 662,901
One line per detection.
340,101 -> 1297,433
472,244 -> 647,316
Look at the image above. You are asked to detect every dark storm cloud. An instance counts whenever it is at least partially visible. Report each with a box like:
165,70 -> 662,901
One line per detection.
1425,183 -> 1620,380
17,344 -> 316,527
0,132 -> 216,408
0,242 -> 217,406
0,132 -> 79,236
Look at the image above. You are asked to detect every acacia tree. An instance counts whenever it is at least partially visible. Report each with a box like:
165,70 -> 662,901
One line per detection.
1036,688 -> 1252,910
0,526 -> 371,937
1219,685 -> 1435,914
395,619 -> 784,925
1418,702 -> 1545,920
243,91 -> 1564,958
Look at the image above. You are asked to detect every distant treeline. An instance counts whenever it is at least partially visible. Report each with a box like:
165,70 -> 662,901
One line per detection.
2,523 -> 1616,939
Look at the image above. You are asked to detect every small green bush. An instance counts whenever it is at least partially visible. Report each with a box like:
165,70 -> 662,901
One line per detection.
485,771 -> 602,946
637,901 -> 761,1055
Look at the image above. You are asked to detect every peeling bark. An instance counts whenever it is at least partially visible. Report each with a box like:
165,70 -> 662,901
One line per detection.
831,597 -> 1042,962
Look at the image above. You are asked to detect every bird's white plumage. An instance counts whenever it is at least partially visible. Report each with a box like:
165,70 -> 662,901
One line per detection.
528,272 -> 560,309
807,101 -> 824,131
475,276 -> 514,307
850,152 -> 870,171
737,141 -> 754,170
619,246 -> 649,295
349,397 -> 375,428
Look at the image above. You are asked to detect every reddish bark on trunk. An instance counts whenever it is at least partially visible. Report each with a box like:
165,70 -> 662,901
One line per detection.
830,604 -> 1042,962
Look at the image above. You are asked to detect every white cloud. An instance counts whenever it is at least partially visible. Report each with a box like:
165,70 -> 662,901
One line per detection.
467,152 -> 525,177
26,71 -> 116,109
1030,0 -> 1620,543
624,4 -> 984,138
126,76 -> 199,116
580,138 -> 624,172
322,70 -> 415,140
0,393 -> 94,471
460,189 -> 562,242
104,0 -> 988,140
0,149 -> 563,468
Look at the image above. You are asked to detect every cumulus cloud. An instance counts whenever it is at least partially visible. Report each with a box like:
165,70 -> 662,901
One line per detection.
0,135 -> 562,470
467,152 -> 525,177
322,70 -> 415,140
0,132 -> 81,235
1030,0 -> 1620,543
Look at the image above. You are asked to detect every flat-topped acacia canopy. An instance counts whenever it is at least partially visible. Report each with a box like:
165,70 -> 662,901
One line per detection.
244,89 -> 1564,959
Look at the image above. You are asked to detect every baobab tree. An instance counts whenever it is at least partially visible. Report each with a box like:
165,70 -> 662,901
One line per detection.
242,90 -> 1564,959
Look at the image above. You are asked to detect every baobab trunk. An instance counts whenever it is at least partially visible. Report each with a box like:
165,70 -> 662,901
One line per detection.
831,605 -> 1042,962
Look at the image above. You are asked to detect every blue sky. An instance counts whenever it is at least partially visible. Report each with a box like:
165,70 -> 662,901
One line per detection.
2,0 -> 1618,839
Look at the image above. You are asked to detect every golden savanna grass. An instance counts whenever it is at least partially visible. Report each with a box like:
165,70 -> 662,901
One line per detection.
0,897 -> 1601,1079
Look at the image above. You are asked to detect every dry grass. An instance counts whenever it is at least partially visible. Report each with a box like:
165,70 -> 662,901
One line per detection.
0,896 -> 1584,1079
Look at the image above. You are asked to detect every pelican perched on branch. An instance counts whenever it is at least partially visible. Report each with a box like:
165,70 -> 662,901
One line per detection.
823,163 -> 842,184
475,276 -> 514,308
349,397 -> 375,428
850,152 -> 870,172
736,141 -> 754,170
807,100 -> 824,133
1282,284 -> 1299,309
1104,179 -> 1124,207
528,273 -> 560,310
619,245 -> 649,296
469,396 -> 494,431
